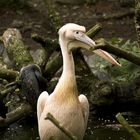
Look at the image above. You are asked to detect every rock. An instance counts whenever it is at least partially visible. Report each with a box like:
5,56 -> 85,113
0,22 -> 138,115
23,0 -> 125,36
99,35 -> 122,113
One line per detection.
2,28 -> 33,70
30,46 -> 47,68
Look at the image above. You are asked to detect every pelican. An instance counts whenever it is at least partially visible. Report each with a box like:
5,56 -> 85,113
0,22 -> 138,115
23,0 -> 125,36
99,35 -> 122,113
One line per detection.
37,23 -> 120,140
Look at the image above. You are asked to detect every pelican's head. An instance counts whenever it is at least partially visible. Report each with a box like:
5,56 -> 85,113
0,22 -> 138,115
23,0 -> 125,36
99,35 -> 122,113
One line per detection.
58,23 -> 120,66
58,23 -> 95,47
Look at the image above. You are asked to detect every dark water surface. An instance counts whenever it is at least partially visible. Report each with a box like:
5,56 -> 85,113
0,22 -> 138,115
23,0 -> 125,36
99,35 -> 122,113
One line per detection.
0,113 -> 140,140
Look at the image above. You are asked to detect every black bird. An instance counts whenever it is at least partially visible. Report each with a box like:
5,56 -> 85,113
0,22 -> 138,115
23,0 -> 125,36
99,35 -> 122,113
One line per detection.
20,64 -> 47,111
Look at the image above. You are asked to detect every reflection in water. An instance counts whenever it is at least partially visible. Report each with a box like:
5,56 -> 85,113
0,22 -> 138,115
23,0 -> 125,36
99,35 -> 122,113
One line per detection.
0,113 -> 140,140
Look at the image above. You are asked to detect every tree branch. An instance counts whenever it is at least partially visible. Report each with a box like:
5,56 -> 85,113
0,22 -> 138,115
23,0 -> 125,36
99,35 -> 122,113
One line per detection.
93,38 -> 140,66
45,113 -> 77,140
0,68 -> 19,80
0,85 -> 17,97
0,103 -> 32,128
116,113 -> 140,140
86,23 -> 102,38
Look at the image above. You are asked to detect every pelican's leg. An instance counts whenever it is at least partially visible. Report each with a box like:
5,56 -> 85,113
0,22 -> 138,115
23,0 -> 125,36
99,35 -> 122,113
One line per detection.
37,91 -> 49,122
78,94 -> 89,129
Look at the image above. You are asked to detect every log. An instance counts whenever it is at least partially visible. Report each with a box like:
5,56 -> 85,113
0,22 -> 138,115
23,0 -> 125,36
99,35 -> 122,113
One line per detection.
0,68 -> 19,80
0,103 -> 32,128
86,23 -> 102,38
0,85 -> 17,97
31,33 -> 59,51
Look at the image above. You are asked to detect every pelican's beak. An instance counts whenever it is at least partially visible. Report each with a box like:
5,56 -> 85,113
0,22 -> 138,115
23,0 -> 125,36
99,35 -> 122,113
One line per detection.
72,32 -> 121,66
74,32 -> 96,47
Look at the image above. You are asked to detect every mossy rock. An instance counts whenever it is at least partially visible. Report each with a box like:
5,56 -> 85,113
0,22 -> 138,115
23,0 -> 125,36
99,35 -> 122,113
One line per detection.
2,28 -> 33,70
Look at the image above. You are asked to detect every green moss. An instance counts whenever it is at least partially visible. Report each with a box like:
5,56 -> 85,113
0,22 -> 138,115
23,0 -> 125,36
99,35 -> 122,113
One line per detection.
7,37 -> 33,70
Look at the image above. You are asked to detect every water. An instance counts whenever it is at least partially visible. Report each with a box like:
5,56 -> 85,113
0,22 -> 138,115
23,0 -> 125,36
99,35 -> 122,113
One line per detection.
0,113 -> 140,140
84,113 -> 140,140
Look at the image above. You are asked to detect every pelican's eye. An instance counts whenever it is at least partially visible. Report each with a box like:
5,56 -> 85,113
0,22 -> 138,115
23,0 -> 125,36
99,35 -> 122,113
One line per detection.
76,31 -> 79,34
74,31 -> 84,36
74,31 -> 85,40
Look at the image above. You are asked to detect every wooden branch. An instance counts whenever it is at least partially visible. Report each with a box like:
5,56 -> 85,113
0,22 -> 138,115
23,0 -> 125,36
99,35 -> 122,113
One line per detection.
93,38 -> 140,66
31,33 -> 59,56
86,23 -> 102,38
31,33 -> 58,48
0,85 -> 17,97
116,113 -> 140,140
45,113 -> 77,140
0,103 -> 32,128
0,68 -> 19,80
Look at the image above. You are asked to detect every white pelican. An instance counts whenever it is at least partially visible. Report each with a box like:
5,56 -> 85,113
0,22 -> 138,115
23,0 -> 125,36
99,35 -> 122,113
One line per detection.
37,23 -> 120,140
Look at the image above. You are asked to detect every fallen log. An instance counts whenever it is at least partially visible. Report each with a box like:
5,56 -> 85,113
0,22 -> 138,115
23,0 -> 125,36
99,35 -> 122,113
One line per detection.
0,68 -> 19,80
0,103 -> 32,128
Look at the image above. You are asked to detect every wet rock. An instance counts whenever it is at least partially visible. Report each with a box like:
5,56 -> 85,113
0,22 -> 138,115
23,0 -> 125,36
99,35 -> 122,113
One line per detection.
30,46 -> 47,68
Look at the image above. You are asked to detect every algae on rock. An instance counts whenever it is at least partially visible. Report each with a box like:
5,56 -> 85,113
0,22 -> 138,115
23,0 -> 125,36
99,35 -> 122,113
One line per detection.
2,28 -> 33,70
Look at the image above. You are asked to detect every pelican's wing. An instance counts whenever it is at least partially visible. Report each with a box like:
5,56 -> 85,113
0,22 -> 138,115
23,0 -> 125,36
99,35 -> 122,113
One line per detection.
37,91 -> 49,122
78,94 -> 89,128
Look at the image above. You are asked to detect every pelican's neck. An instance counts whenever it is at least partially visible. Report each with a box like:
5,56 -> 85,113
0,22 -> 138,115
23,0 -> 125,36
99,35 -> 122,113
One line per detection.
53,36 -> 78,95
60,37 -> 75,77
